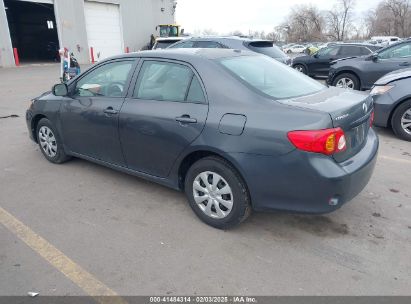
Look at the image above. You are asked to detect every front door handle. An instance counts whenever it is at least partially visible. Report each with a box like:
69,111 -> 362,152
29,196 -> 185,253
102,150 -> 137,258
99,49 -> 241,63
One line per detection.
399,62 -> 410,66
103,107 -> 118,115
175,115 -> 197,124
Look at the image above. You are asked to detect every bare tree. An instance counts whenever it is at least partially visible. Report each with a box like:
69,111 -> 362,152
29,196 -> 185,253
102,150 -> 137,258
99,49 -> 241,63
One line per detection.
283,4 -> 326,42
364,0 -> 410,38
326,0 -> 356,41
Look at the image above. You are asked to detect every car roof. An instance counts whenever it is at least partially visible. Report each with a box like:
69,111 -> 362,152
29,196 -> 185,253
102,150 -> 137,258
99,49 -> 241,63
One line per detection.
104,48 -> 257,62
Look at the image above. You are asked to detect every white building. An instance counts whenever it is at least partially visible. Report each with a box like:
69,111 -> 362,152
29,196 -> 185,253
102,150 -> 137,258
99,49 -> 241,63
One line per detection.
0,0 -> 176,67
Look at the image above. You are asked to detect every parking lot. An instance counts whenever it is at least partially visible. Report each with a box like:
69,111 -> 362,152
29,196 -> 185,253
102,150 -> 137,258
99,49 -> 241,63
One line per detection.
0,64 -> 410,296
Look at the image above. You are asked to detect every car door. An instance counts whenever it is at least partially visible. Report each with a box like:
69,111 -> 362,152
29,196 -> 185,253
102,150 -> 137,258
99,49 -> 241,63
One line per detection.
119,59 -> 208,177
365,42 -> 411,87
310,46 -> 340,76
60,59 -> 137,166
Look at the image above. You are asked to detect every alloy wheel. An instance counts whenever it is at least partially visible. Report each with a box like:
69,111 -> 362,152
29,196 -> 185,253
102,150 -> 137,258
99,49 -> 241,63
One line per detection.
401,108 -> 411,135
294,65 -> 304,73
38,126 -> 57,158
335,77 -> 355,89
192,171 -> 233,219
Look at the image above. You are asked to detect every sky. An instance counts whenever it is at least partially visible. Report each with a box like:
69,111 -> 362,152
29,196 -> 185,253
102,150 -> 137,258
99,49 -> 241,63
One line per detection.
175,0 -> 382,35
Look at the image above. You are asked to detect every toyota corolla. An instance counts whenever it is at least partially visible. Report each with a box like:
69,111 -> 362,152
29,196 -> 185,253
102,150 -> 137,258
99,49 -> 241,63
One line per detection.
26,49 -> 378,229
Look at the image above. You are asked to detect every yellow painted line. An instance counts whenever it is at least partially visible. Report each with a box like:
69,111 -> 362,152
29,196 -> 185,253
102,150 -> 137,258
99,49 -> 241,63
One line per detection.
0,206 -> 127,304
379,155 -> 411,165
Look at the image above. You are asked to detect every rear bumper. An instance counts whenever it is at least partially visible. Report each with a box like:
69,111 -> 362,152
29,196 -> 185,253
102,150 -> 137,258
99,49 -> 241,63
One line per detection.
230,129 -> 379,213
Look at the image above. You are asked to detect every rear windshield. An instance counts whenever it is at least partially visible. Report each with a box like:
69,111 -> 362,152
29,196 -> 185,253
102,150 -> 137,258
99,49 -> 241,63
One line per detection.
219,55 -> 324,99
245,41 -> 287,59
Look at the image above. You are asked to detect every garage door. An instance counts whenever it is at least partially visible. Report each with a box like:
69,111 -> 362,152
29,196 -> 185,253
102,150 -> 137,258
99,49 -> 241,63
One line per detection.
84,1 -> 123,62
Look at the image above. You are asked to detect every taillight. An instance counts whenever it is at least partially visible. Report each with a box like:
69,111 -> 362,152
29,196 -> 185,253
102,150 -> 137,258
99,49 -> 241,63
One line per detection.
287,128 -> 346,155
370,110 -> 375,127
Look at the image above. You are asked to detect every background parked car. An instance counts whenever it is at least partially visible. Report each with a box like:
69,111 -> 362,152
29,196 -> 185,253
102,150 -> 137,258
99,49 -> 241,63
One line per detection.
328,39 -> 411,90
168,36 -> 291,65
292,43 -> 381,77
283,44 -> 306,54
371,68 -> 411,141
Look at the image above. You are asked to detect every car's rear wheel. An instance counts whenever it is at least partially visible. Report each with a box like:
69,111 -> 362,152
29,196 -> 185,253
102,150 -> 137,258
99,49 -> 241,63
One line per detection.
36,118 -> 71,163
293,64 -> 306,74
391,100 -> 411,141
184,156 -> 251,229
287,50 -> 292,54
332,73 -> 360,90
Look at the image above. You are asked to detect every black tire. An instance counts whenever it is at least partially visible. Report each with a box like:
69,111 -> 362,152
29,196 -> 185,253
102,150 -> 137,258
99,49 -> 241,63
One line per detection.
293,64 -> 307,74
287,50 -> 292,54
184,156 -> 251,229
391,100 -> 411,141
36,118 -> 71,164
332,73 -> 360,90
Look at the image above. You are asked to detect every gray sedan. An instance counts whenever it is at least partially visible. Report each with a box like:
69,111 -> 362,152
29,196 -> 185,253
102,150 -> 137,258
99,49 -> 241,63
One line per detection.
26,49 -> 378,229
371,68 -> 411,141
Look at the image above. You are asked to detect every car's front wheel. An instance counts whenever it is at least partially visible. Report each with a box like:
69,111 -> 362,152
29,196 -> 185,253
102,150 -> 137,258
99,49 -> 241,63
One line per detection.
293,64 -> 307,74
332,73 -> 360,90
184,156 -> 251,229
36,118 -> 71,163
391,100 -> 411,141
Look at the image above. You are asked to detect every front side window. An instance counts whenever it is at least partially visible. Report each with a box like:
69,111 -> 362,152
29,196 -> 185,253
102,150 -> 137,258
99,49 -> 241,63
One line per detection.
169,40 -> 195,48
317,46 -> 339,57
135,61 -> 205,103
379,43 -> 411,59
75,61 -> 133,97
219,55 -> 324,99
194,41 -> 224,48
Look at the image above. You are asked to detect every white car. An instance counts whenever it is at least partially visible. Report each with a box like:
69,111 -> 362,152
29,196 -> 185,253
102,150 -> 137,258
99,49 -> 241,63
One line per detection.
283,44 -> 306,54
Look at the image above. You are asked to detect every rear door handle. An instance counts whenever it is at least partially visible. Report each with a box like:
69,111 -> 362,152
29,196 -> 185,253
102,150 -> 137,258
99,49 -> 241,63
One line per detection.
399,62 -> 410,66
175,115 -> 197,124
103,107 -> 118,115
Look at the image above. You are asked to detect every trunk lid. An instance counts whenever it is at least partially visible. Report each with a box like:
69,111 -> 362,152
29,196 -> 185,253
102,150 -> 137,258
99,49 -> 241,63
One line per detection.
279,87 -> 373,162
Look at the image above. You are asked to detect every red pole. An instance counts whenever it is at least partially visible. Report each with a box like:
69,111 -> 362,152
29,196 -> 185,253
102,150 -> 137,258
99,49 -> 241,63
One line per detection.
90,47 -> 95,63
13,48 -> 20,66
125,46 -> 129,53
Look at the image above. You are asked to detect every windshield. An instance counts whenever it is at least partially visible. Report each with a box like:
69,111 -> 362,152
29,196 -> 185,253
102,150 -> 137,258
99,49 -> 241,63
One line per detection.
245,41 -> 287,59
219,55 -> 324,99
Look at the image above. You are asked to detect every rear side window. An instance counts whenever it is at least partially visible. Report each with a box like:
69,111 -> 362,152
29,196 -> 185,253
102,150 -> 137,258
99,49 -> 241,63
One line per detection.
187,76 -> 205,103
134,61 -> 205,103
339,46 -> 363,56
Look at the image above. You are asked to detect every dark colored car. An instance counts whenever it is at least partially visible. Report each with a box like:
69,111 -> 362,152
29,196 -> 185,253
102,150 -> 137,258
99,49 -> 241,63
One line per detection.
292,43 -> 380,77
168,36 -> 292,65
328,39 -> 411,90
371,68 -> 411,141
26,49 -> 378,229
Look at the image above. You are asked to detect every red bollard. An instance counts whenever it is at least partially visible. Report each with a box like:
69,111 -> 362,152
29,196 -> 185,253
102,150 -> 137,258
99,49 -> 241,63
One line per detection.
13,48 -> 20,66
125,46 -> 130,53
90,47 -> 95,63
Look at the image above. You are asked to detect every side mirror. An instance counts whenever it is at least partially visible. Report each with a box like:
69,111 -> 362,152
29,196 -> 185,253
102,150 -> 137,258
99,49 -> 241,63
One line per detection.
370,53 -> 378,62
52,83 -> 68,96
313,53 -> 319,58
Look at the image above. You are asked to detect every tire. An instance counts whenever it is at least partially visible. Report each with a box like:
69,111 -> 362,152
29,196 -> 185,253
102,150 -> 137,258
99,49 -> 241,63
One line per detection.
36,118 -> 71,164
293,64 -> 307,74
391,100 -> 411,141
287,50 -> 292,54
332,73 -> 360,90
184,156 -> 251,229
